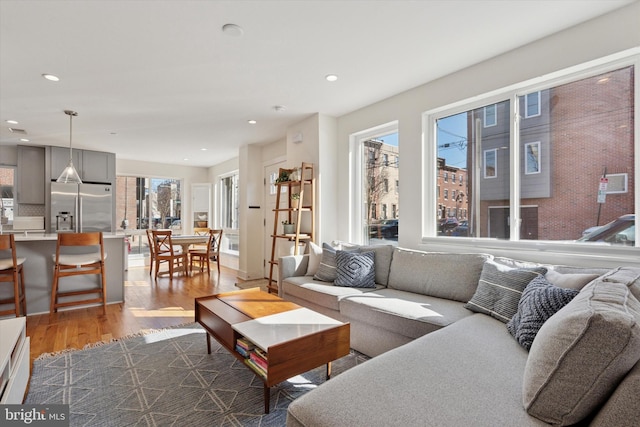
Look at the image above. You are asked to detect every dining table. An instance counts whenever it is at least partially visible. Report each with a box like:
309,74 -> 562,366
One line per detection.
170,234 -> 209,275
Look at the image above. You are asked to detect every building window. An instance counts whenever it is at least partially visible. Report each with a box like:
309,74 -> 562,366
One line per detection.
451,173 -> 456,183
443,171 -> 448,182
524,142 -> 541,174
396,179 -> 399,193
604,173 -> 628,194
383,154 -> 389,166
525,92 -> 541,118
384,178 -> 389,192
444,189 -> 448,200
484,104 -> 497,127
392,204 -> 397,218
459,175 -> 464,185
484,149 -> 497,178
382,204 -> 387,219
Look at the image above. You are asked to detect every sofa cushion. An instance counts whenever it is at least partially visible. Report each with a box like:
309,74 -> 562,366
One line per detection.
281,276 -> 382,312
340,288 -> 474,339
506,275 -> 579,350
523,276 -> 640,426
465,260 -> 547,323
388,248 -> 488,302
287,314 -> 547,427
335,250 -> 376,288
544,269 -> 599,290
305,241 -> 323,276
590,360 -> 640,427
358,244 -> 394,286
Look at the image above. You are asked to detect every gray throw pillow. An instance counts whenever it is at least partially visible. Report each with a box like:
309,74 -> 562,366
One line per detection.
334,251 -> 376,288
464,260 -> 547,323
507,275 -> 579,350
313,243 -> 359,282
523,278 -> 640,425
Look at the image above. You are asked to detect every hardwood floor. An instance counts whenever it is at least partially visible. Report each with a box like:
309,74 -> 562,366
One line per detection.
25,264 -> 245,363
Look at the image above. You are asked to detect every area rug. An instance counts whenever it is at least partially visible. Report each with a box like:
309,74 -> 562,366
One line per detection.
26,323 -> 368,426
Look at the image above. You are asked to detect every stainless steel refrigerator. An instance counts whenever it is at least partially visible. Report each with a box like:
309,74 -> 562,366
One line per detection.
51,182 -> 113,233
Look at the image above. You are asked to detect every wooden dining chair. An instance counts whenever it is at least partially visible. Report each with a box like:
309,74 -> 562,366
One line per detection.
189,229 -> 223,274
146,229 -> 156,276
0,234 -> 27,317
152,229 -> 187,279
50,232 -> 106,314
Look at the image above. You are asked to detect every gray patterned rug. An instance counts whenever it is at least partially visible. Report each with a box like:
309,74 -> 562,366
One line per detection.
26,323 -> 368,426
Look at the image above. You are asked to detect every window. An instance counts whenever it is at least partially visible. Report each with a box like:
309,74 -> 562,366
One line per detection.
352,124 -> 399,245
430,62 -> 635,244
484,149 -> 497,178
451,173 -> 456,183
443,171 -> 448,182
392,204 -> 397,218
524,142 -> 541,174
395,179 -> 399,193
444,189 -> 448,200
484,104 -> 497,127
525,92 -> 541,118
220,173 -> 239,253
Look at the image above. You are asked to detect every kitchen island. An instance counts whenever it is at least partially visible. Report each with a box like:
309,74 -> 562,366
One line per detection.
3,233 -> 126,315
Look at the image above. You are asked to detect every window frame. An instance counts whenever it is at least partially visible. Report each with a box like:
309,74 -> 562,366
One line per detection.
525,91 -> 541,118
484,149 -> 498,178
422,52 -> 639,255
484,104 -> 497,127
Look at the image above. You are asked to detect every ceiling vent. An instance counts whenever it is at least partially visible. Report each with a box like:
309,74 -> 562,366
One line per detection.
8,127 -> 27,134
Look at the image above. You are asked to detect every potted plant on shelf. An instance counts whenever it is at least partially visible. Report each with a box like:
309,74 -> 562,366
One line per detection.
282,220 -> 296,235
290,193 -> 300,208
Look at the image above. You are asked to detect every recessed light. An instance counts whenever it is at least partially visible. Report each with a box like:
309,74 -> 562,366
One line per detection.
325,74 -> 338,82
183,158 -> 189,161
20,138 -> 29,142
222,23 -> 244,37
6,120 -> 18,124
201,148 -> 208,151
248,119 -> 257,124
42,73 -> 60,82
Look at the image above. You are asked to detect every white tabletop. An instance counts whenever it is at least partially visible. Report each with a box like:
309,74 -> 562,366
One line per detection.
231,307 -> 345,351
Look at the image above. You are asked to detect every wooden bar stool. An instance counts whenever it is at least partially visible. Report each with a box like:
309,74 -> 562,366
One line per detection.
0,234 -> 27,317
50,232 -> 107,314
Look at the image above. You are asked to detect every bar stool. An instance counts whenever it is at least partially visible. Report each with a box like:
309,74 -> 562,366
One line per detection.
50,232 -> 107,314
0,234 -> 27,317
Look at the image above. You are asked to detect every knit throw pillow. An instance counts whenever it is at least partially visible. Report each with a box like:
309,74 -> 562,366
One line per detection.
313,243 -> 359,282
334,251 -> 376,288
507,275 -> 579,350
465,260 -> 547,323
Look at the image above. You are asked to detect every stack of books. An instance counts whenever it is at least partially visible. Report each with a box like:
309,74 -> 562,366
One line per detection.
235,337 -> 255,358
246,347 -> 269,378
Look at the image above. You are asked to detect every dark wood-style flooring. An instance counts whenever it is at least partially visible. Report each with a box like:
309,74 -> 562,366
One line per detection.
25,263 -> 243,363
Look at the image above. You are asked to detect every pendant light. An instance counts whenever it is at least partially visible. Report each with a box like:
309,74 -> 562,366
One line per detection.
56,110 -> 83,183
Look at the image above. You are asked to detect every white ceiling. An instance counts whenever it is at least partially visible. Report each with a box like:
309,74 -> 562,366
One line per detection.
0,0 -> 633,167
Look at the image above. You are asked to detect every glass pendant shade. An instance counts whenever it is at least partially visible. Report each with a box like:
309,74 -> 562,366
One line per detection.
56,110 -> 83,184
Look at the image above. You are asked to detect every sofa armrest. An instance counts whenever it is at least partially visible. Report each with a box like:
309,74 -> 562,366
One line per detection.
278,255 -> 309,296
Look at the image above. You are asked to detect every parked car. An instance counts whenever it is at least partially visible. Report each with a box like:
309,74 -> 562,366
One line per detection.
439,217 -> 459,233
577,214 -> 635,246
369,219 -> 399,239
451,220 -> 469,236
169,219 -> 182,230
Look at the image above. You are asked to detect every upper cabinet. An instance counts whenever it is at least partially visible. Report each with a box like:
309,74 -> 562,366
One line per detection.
50,146 -> 82,181
82,150 -> 115,183
49,147 -> 115,183
16,145 -> 45,204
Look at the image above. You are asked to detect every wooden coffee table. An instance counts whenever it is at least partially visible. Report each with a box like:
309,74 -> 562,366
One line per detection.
195,288 -> 350,413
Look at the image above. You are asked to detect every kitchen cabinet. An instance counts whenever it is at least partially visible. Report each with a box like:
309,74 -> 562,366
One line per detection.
50,146 -> 82,181
49,147 -> 115,184
16,145 -> 45,204
82,149 -> 115,183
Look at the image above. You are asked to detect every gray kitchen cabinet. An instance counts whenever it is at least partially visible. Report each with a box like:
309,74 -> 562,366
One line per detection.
82,150 -> 115,183
17,145 -> 45,204
50,146 -> 82,181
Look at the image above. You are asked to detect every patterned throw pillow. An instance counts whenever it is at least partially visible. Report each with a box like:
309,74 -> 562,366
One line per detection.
334,251 -> 376,288
507,275 -> 579,350
464,260 -> 547,323
313,243 -> 359,282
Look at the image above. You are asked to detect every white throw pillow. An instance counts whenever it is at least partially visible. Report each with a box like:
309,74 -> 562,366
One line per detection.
306,241 -> 323,276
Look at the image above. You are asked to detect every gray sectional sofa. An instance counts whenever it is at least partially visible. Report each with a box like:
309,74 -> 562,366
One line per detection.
278,244 -> 640,427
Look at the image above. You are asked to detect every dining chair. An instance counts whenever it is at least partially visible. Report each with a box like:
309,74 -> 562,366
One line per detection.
0,234 -> 27,317
189,229 -> 223,274
50,232 -> 106,314
146,229 -> 156,276
152,229 -> 188,279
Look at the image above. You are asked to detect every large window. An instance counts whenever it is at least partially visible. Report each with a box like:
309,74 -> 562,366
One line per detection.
220,173 -> 239,253
351,123 -> 399,245
430,62 -> 636,245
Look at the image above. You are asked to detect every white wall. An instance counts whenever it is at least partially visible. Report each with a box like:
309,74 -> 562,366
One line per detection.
334,2 -> 640,267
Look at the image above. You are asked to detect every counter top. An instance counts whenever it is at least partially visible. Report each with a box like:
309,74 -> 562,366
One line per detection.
10,232 -> 126,241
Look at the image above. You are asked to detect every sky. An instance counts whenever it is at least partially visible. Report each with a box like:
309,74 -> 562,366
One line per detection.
437,112 -> 468,169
